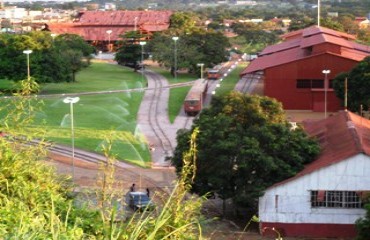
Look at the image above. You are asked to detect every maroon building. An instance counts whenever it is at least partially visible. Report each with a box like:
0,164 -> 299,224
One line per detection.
49,10 -> 173,51
240,26 -> 370,112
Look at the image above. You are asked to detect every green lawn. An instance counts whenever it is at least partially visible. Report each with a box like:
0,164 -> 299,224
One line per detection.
22,62 -> 149,167
215,62 -> 249,97
40,63 -> 144,94
148,65 -> 197,123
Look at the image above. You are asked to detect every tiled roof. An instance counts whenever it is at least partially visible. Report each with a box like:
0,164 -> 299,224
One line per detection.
49,10 -> 172,41
269,111 -> 370,188
77,10 -> 173,26
240,26 -> 370,76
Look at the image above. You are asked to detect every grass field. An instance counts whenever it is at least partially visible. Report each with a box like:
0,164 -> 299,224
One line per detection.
148,64 -> 197,123
215,62 -> 249,97
12,62 -> 150,167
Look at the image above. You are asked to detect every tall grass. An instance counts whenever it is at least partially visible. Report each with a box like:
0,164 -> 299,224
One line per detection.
0,76 -> 205,239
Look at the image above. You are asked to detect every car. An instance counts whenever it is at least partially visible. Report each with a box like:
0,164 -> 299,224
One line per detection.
127,192 -> 155,211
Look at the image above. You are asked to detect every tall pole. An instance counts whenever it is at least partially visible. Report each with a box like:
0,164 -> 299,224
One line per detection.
172,36 -> 179,82
139,41 -> 146,88
344,77 -> 348,111
322,69 -> 330,118
106,30 -> 112,52
134,17 -> 138,32
63,97 -> 80,185
23,50 -> 32,80
197,63 -> 204,80
317,0 -> 320,27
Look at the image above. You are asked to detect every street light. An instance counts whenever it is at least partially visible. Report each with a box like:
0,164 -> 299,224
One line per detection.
322,69 -> 331,118
134,17 -> 138,31
139,41 -> 146,87
23,49 -> 32,80
63,97 -> 80,185
197,63 -> 204,80
172,36 -> 179,81
106,30 -> 112,52
50,33 -> 57,42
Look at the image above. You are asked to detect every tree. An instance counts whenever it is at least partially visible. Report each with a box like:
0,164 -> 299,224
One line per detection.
171,92 -> 320,214
332,56 -> 370,112
115,31 -> 148,69
356,202 -> 370,240
150,30 -> 230,75
0,32 -> 94,83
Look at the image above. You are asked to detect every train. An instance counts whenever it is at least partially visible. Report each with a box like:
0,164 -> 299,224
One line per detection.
207,69 -> 221,80
184,79 -> 208,116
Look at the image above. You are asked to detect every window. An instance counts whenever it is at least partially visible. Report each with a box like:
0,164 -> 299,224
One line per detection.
296,79 -> 330,89
296,80 -> 311,88
312,80 -> 324,88
311,190 -> 363,208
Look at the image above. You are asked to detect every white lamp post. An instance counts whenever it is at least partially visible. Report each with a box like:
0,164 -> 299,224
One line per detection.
172,36 -> 179,81
139,41 -> 146,87
322,69 -> 331,118
197,63 -> 204,80
134,17 -> 138,31
51,33 -> 57,42
106,30 -> 112,52
63,97 -> 80,184
23,49 -> 32,80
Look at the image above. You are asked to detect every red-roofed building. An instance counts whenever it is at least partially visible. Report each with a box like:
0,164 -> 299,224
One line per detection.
240,26 -> 370,113
259,111 -> 370,238
48,10 -> 173,51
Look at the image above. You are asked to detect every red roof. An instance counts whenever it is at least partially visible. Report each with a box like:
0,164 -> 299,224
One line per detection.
240,26 -> 370,76
49,10 -> 172,41
269,111 -> 370,188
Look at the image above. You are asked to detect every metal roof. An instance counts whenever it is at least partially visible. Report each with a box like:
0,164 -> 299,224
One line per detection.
240,26 -> 370,76
268,111 -> 370,189
49,10 -> 172,41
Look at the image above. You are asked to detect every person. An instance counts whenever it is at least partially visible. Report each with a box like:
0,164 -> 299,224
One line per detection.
146,188 -> 150,197
130,183 -> 136,192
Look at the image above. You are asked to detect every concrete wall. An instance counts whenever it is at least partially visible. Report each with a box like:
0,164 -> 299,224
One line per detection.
259,153 -> 370,225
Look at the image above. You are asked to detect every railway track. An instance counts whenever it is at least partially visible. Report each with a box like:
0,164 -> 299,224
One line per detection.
145,71 -> 174,157
22,139 -> 173,191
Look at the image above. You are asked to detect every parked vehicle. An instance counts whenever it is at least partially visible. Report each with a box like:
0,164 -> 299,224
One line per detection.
184,79 -> 208,116
127,192 -> 155,211
207,69 -> 221,80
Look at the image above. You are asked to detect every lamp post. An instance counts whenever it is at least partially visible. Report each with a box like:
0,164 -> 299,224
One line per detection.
106,30 -> 112,52
63,97 -> 80,185
197,63 -> 204,80
51,33 -> 57,42
322,69 -> 331,118
134,17 -> 138,31
172,36 -> 179,81
23,50 -> 32,80
139,41 -> 146,87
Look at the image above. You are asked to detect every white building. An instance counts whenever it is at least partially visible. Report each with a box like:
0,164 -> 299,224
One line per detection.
259,111 -> 370,238
0,6 -> 26,20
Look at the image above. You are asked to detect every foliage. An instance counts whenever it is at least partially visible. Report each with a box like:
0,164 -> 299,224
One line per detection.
115,31 -> 149,69
150,29 -> 230,75
0,32 -> 94,84
356,203 -> 370,240
332,56 -> 370,111
171,92 -> 320,213
1,73 -> 205,238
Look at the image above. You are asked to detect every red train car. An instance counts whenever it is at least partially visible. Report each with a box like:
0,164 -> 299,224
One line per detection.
207,69 -> 221,80
184,79 -> 208,116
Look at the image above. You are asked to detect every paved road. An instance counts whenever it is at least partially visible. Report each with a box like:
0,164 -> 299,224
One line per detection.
137,69 -> 194,167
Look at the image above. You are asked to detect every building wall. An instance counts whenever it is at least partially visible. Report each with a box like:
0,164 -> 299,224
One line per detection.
259,154 -> 370,237
264,54 -> 358,111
